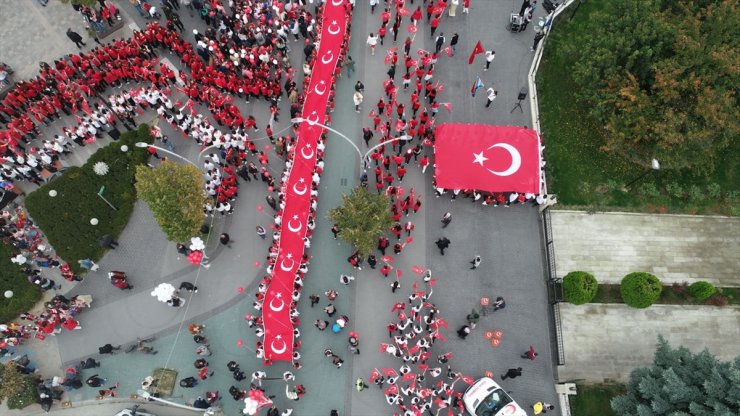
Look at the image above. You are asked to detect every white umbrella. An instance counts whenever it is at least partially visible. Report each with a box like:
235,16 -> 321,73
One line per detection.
150,283 -> 176,303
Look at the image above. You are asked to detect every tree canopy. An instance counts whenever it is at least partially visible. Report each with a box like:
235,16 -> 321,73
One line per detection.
328,187 -> 393,256
135,161 -> 206,242
611,336 -> 740,415
565,0 -> 739,175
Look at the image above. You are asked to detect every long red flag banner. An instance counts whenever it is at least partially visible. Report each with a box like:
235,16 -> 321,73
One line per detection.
261,2 -> 350,362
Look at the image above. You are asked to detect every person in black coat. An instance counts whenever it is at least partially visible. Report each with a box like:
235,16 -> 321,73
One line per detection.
66,29 -> 86,48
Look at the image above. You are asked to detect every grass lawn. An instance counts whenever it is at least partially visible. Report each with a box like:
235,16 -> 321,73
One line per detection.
537,1 -> 739,215
570,383 -> 625,416
24,125 -> 152,274
0,242 -> 42,324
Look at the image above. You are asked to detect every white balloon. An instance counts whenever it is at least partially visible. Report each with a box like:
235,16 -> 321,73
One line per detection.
4,290 -> 13,299
90,218 -> 99,225
48,190 -> 58,197
120,145 -> 129,152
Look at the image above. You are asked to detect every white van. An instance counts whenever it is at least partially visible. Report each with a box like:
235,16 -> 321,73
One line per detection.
462,377 -> 527,416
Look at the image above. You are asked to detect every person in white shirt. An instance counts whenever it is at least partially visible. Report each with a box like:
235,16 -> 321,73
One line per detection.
485,88 -> 497,108
366,33 -> 379,55
484,50 -> 495,71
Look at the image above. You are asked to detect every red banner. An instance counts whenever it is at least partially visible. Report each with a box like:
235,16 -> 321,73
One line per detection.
262,2 -> 349,362
434,124 -> 541,193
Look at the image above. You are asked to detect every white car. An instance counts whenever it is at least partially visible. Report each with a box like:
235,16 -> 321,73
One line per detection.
114,405 -> 157,416
463,377 -> 527,416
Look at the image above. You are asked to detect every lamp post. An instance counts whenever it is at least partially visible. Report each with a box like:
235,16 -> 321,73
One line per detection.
135,142 -> 199,168
291,117 -> 412,178
624,158 -> 660,189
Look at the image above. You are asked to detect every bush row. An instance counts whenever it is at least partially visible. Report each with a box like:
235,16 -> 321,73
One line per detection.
562,271 -> 719,308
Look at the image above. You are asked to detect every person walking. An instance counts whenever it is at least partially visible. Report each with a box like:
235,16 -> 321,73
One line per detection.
521,345 -> 538,360
501,367 -> 523,380
435,33 -> 446,54
309,294 -> 320,307
485,88 -> 498,108
441,212 -> 452,227
456,324 -> 471,339
86,375 -> 106,387
449,0 -> 460,17
470,255 -> 482,269
353,91 -> 363,113
256,226 -> 267,239
531,29 -> 545,51
66,28 -> 87,48
98,343 -> 121,354
99,234 -> 119,249
344,55 -> 356,76
219,233 -> 232,248
366,33 -> 379,55
435,237 -> 451,255
484,50 -> 496,71
450,33 -> 459,56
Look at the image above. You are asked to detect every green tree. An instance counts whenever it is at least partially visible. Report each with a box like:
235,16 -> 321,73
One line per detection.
0,362 -> 25,405
611,336 -> 740,415
328,187 -> 393,256
567,0 -> 740,175
135,161 -> 206,242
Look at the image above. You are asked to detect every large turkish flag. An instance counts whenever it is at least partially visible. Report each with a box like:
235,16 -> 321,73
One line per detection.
434,124 -> 541,193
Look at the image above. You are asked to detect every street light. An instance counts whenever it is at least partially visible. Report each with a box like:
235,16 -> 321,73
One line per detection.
291,117 -> 412,178
137,389 -> 208,414
135,142 -> 199,168
624,158 -> 660,189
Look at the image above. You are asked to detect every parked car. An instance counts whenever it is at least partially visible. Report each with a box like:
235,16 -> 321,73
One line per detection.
463,377 -> 527,416
114,405 -> 157,416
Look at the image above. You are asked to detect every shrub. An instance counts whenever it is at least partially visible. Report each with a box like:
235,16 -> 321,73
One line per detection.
0,363 -> 39,409
0,243 -> 42,324
25,125 -> 152,273
706,183 -> 721,199
687,281 -> 716,301
707,294 -> 729,307
688,185 -> 703,201
666,183 -> 684,198
563,271 -> 599,305
640,182 -> 661,198
620,272 -> 662,308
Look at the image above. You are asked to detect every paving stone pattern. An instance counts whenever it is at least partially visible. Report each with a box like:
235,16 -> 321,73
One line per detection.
551,210 -> 740,286
558,303 -> 740,382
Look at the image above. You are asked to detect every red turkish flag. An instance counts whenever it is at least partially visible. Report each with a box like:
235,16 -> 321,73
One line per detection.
382,368 -> 399,377
385,384 -> 399,395
402,372 -> 417,381
468,40 -> 485,64
370,368 -> 382,382
434,124 -> 541,193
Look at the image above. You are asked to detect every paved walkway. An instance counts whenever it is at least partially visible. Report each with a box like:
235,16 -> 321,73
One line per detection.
551,210 -> 740,286
0,0 -> 136,81
1,1 -> 560,415
558,303 -> 740,382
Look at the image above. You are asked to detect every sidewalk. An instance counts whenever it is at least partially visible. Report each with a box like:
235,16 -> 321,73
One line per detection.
558,303 -> 740,382
552,210 -> 740,286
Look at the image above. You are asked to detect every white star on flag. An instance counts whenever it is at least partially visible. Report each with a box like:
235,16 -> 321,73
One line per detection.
473,152 -> 488,166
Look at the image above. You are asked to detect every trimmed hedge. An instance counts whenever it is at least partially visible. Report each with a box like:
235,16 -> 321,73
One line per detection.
688,281 -> 716,301
25,125 -> 152,273
563,271 -> 598,305
7,376 -> 39,409
620,272 -> 662,308
0,243 -> 42,324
